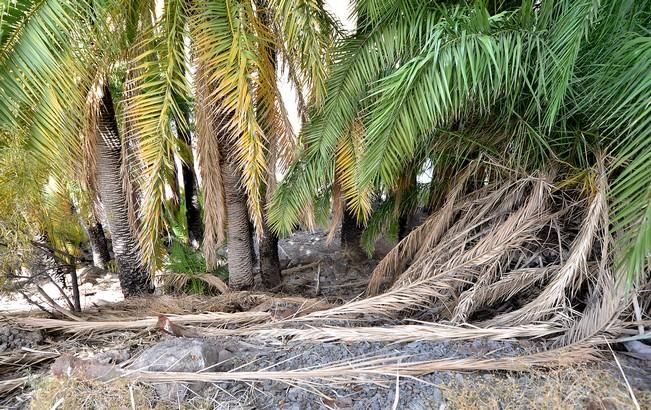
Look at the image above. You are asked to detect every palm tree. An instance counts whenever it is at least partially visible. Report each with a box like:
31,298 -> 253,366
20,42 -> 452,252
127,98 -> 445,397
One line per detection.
182,0 -> 337,288
0,0 -> 337,293
0,0 -> 157,296
269,0 -> 651,282
96,82 -> 154,295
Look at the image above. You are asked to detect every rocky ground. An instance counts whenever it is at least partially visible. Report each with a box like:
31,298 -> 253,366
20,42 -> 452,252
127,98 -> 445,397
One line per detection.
2,230 -> 650,409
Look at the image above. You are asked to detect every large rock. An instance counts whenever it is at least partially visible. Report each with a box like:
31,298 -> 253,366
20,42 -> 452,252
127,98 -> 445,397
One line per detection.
129,338 -> 224,401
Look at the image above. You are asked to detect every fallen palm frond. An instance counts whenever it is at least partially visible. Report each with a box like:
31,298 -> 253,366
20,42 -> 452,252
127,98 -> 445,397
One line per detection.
126,345 -> 596,385
0,376 -> 29,396
295,276 -> 448,321
16,311 -> 271,334
82,291 -> 333,318
158,272 -> 229,294
367,164 -> 475,295
0,348 -> 60,375
357,157 -> 631,343
186,322 -> 564,343
45,344 -> 596,387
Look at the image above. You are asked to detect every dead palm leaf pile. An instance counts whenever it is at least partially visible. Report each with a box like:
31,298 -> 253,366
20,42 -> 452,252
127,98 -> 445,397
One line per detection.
364,159 -> 639,347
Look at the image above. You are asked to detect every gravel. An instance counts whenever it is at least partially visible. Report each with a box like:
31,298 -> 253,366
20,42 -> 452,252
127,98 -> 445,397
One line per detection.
189,337 -> 529,409
0,325 -> 43,352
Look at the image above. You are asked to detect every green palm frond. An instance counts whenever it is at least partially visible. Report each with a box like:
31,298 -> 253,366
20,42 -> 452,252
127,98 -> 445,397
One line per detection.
269,0 -> 339,106
192,0 -> 270,235
128,0 -> 191,269
268,3 -> 443,234
358,7 -> 528,191
597,36 -> 651,281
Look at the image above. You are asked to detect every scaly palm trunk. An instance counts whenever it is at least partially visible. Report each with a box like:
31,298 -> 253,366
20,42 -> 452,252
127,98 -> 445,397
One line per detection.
80,217 -> 111,269
31,232 -> 81,312
221,159 -> 254,290
31,232 -> 68,288
176,109 -> 204,246
256,0 -> 282,289
96,83 -> 152,297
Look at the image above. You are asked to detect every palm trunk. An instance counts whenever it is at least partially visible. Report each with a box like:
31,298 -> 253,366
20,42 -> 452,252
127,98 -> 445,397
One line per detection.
83,219 -> 111,269
259,220 -> 281,288
69,268 -> 81,312
221,160 -> 254,290
31,232 -> 67,288
341,209 -> 365,257
183,159 -> 204,245
254,0 -> 281,288
176,110 -> 204,246
31,233 -> 81,312
96,83 -> 153,297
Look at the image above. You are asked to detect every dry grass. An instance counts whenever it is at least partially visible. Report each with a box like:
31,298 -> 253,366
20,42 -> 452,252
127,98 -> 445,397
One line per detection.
441,366 -> 651,410
30,376 -> 163,410
26,353 -> 646,410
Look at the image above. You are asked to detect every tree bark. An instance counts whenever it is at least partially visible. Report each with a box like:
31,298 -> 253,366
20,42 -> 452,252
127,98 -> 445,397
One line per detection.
96,83 -> 153,297
254,0 -> 281,288
341,209 -> 365,257
398,172 -> 418,240
259,222 -> 281,288
69,268 -> 82,312
84,220 -> 111,269
221,160 -> 254,290
31,232 -> 67,288
176,111 -> 204,246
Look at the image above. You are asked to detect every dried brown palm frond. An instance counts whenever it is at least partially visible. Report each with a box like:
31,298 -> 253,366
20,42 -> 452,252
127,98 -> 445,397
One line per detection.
560,212 -> 628,345
355,154 -> 630,346
0,376 -> 29,396
17,311 -> 271,335
448,177 -> 554,322
127,345 -> 596,385
297,277 -> 450,321
191,322 -> 563,343
194,65 -> 226,270
158,272 -> 229,295
387,180 -> 552,320
487,162 -> 607,327
377,174 -> 531,297
367,164 -> 476,295
455,265 -> 559,321
0,348 -> 60,375
560,268 -> 627,345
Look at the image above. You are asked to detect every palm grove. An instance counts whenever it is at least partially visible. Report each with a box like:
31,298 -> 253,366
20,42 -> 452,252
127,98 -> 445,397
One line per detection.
0,0 -> 649,324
